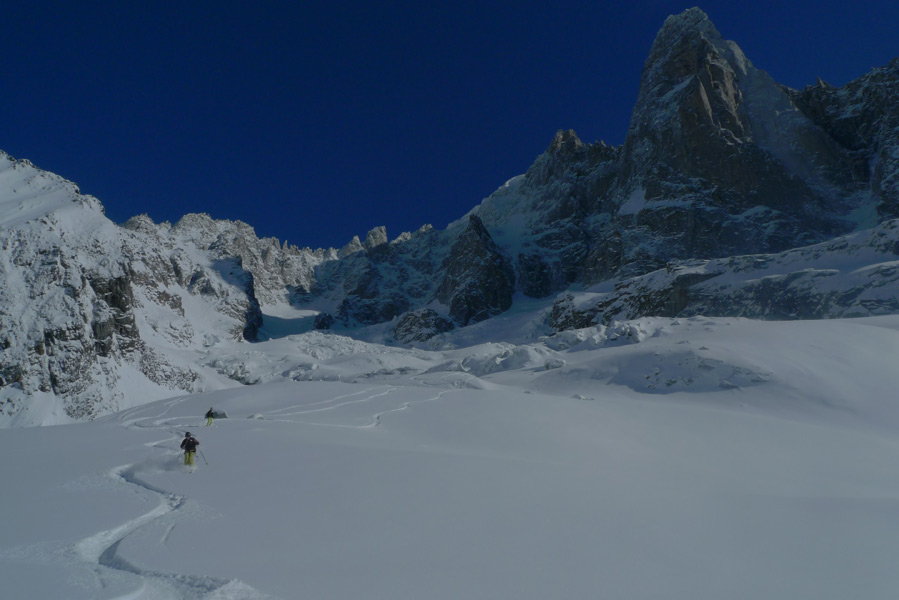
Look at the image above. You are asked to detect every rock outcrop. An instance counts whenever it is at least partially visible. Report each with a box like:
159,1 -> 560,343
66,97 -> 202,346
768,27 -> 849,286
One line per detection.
435,215 -> 516,326
393,308 -> 455,343
249,8 -> 899,333
0,154 -> 270,424
788,58 -> 899,220
548,219 -> 899,329
3,8 -> 899,425
471,8 -> 895,297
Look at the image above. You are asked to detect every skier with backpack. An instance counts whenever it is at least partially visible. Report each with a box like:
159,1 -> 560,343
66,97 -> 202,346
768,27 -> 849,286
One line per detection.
205,407 -> 215,426
180,432 -> 200,466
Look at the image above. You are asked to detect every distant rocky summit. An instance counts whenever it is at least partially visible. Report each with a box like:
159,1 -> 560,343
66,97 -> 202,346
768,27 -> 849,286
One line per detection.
472,8 -> 897,287
2,7 -> 898,424
302,7 -> 899,333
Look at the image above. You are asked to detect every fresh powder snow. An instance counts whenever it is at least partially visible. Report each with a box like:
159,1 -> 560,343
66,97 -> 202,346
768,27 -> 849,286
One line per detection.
3,313 -> 899,599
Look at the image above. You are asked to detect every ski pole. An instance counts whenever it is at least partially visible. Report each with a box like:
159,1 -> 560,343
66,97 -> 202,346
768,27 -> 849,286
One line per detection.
198,449 -> 208,465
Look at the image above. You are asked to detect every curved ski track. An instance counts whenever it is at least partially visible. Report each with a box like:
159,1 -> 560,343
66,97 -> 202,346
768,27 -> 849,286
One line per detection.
263,386 -> 453,428
69,395 -> 275,600
70,385 -> 449,598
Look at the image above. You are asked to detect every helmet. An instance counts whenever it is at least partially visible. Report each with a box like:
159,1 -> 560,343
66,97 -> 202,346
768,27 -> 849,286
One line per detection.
185,432 -> 191,437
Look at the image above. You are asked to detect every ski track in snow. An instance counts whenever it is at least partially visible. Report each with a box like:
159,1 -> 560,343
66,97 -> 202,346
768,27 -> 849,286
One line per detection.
71,463 -> 273,599
262,386 -> 454,429
67,386 -> 449,599
262,387 -> 384,415
65,395 -> 277,600
368,389 -> 452,428
262,386 -> 395,421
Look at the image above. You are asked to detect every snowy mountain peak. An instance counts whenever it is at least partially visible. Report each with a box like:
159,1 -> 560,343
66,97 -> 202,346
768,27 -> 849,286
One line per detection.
363,226 -> 388,249
644,7 -> 750,81
4,9 -> 899,427
0,152 -> 107,231
547,129 -> 586,156
338,235 -> 365,257
660,6 -> 712,30
653,7 -> 720,53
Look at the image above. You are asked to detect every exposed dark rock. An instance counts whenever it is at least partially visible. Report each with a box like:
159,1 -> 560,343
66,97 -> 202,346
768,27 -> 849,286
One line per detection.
393,308 -> 455,343
517,253 -> 555,298
788,58 -> 899,219
435,215 -> 515,325
546,294 -> 600,331
0,364 -> 24,388
314,313 -> 334,330
87,273 -> 140,356
339,292 -> 411,325
548,219 -> 899,329
138,344 -> 201,390
616,8 -> 854,257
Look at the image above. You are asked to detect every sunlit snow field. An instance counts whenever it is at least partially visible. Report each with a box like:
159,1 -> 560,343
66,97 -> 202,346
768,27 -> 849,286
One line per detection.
4,314 -> 899,599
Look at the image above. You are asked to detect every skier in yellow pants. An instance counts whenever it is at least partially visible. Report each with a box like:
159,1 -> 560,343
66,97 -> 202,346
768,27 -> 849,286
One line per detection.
205,407 -> 215,426
181,432 -> 199,466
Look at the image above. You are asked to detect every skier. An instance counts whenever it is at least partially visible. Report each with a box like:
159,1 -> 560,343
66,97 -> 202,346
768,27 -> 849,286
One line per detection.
180,432 -> 200,466
205,407 -> 215,427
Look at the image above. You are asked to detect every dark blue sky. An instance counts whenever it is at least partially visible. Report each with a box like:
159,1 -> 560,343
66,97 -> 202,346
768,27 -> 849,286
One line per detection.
3,1 -> 897,249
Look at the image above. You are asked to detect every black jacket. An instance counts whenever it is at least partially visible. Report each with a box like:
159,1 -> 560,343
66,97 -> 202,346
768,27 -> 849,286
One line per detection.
181,437 -> 199,452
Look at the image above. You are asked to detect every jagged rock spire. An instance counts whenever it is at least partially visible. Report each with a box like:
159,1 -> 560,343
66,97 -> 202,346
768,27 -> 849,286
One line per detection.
621,7 -> 850,214
435,215 -> 515,326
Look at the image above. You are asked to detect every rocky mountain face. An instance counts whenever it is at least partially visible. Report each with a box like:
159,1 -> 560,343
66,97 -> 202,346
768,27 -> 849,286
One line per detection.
316,8 -> 898,334
547,219 -> 899,330
2,8 -> 899,424
0,155 -> 289,424
787,59 -> 899,220
434,215 -> 516,326
470,9 -> 896,290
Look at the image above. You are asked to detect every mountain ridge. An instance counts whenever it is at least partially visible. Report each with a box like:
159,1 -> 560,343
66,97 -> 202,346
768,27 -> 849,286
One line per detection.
2,8 -> 899,425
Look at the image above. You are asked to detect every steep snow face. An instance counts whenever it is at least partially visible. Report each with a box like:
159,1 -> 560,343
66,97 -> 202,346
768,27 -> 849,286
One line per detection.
0,156 -> 280,426
124,212 -> 328,307
0,153 -> 140,424
0,162 -> 98,229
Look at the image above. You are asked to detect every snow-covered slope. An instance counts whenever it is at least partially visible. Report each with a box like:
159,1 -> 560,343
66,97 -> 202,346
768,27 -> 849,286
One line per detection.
0,153 -> 143,423
3,8 -> 899,426
4,7 -> 899,597
3,315 -> 899,599
0,154 -> 268,425
548,218 -> 899,328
